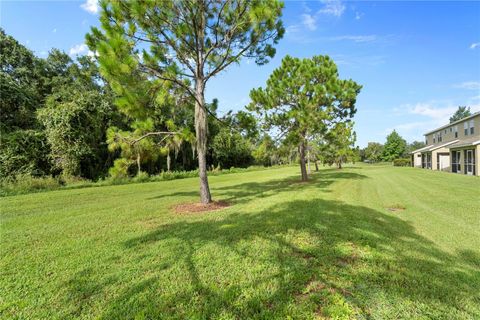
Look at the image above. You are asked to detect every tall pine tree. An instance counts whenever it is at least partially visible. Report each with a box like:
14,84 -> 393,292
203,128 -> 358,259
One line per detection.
87,0 -> 284,203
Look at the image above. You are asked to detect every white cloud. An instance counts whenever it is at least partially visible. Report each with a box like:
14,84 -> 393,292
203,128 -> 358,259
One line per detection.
80,0 -> 99,14
69,43 -> 94,57
454,81 -> 480,90
301,14 -> 317,31
470,42 -> 480,49
330,35 -> 377,43
355,12 -> 363,20
408,103 -> 458,121
52,28 -> 57,33
319,0 -> 345,17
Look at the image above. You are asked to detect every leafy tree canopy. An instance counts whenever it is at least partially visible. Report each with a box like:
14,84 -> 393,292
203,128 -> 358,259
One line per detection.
382,130 -> 407,161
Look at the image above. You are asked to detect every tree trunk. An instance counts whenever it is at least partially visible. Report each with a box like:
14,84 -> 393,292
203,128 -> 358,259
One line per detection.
307,147 -> 311,174
136,153 -> 141,174
167,151 -> 171,172
299,139 -> 308,181
194,80 -> 212,204
315,161 -> 319,172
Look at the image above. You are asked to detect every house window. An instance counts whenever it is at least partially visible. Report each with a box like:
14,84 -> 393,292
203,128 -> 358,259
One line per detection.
433,136 -> 436,143
454,125 -> 458,138
464,149 -> 476,175
470,119 -> 474,135
452,151 -> 461,173
464,121 -> 468,135
450,127 -> 452,132
425,138 -> 428,145
444,129 -> 447,134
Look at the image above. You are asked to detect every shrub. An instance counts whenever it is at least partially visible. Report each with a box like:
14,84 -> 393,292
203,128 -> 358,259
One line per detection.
393,158 -> 411,167
0,175 -> 60,196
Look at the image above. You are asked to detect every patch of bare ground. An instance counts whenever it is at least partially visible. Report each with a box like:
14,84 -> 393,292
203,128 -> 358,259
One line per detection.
173,201 -> 230,214
386,205 -> 406,212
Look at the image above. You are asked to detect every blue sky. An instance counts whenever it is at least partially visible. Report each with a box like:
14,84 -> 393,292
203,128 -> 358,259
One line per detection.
2,0 -> 479,147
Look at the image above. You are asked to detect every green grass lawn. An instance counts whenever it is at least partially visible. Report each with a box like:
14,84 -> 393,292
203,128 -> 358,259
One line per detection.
1,165 -> 479,319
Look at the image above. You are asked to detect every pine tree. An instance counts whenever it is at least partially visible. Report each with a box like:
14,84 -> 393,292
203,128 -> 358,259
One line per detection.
248,55 -> 361,181
86,0 -> 284,203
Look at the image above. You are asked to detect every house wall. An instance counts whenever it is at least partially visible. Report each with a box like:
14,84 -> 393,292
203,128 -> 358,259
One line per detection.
413,152 -> 422,167
431,147 -> 450,171
425,114 -> 480,145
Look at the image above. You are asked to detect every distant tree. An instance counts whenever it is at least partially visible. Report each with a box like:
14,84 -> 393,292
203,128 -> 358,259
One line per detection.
248,55 -> 361,181
252,135 -> 278,166
364,142 -> 384,163
37,52 -> 117,179
407,140 -> 426,153
382,130 -> 407,161
212,128 -> 253,169
449,106 -> 471,123
317,122 -> 357,169
87,0 -> 284,204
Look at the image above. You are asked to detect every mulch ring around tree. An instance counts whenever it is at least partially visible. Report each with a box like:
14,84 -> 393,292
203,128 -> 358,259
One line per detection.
173,200 -> 230,214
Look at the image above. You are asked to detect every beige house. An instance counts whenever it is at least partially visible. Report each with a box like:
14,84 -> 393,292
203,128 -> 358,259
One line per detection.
411,112 -> 479,176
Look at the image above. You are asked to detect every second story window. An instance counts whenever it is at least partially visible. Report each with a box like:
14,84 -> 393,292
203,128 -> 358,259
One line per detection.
454,125 -> 458,138
464,122 -> 468,135
470,119 -> 475,135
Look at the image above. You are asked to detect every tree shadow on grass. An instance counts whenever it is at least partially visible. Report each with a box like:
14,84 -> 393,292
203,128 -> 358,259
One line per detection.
63,169 -> 478,318
87,196 -> 479,318
211,170 -> 368,205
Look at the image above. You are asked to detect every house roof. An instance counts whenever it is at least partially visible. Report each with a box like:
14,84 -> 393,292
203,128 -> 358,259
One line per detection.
410,145 -> 431,154
424,111 -> 480,136
410,140 -> 460,154
447,137 -> 480,149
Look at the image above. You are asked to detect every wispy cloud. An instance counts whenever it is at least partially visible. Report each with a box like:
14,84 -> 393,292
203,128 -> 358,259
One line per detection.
330,35 -> 377,43
301,13 -> 317,31
355,12 -> 363,20
454,81 -> 480,90
319,0 -> 346,17
408,103 -> 458,121
52,28 -> 57,33
331,54 -> 386,67
80,0 -> 99,14
69,43 -> 94,57
470,42 -> 480,49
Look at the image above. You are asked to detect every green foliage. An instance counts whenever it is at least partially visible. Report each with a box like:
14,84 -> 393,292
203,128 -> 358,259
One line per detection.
382,130 -> 407,161
316,122 -> 357,168
0,130 -> 51,178
0,28 -> 42,131
38,90 -> 113,177
363,142 -> 384,162
212,128 -> 254,168
253,135 -> 278,166
449,106 -> 472,123
108,158 -> 134,180
0,174 -> 60,196
393,158 -> 412,167
407,140 -> 426,153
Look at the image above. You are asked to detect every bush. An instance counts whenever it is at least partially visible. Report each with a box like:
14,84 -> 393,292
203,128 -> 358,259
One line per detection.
0,175 -> 61,196
1,164 -> 290,197
393,158 -> 411,167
